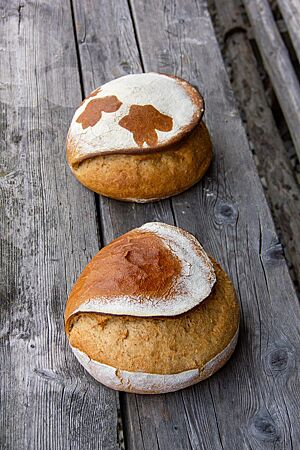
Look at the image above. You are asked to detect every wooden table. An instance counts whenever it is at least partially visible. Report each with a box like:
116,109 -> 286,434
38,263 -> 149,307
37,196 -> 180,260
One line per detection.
1,1 -> 299,449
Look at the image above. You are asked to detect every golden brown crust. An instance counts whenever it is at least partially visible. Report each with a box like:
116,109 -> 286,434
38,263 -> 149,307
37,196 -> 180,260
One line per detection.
67,121 -> 212,202
67,260 -> 240,375
65,231 -> 181,323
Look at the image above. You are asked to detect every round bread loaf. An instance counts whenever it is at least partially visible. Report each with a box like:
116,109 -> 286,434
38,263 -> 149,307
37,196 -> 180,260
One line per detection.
67,73 -> 212,202
65,223 -> 240,394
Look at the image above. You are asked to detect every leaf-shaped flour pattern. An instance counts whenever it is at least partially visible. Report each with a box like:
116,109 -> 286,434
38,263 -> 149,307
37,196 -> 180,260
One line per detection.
79,87 -> 102,106
119,105 -> 173,146
77,95 -> 122,129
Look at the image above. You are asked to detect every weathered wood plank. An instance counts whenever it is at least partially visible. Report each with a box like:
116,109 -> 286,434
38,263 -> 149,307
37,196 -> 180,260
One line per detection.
0,1 -> 119,449
70,0 -> 174,243
243,0 -> 300,160
277,0 -> 300,63
213,0 -> 300,286
72,0 -> 300,448
129,0 -> 300,448
71,1 -> 226,449
71,3 -> 199,449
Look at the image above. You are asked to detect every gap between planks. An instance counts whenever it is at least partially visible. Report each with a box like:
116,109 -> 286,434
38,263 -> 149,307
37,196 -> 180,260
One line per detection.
70,0 -> 300,448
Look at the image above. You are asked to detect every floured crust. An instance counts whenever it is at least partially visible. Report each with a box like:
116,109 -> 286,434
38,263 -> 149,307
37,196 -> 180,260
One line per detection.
68,120 -> 212,202
71,327 -> 239,394
65,223 -> 216,324
67,73 -> 204,165
67,260 -> 240,393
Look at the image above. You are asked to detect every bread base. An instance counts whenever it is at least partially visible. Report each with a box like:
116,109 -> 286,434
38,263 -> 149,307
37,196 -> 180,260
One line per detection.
71,327 -> 238,394
67,259 -> 240,383
97,171 -> 210,203
68,121 -> 212,202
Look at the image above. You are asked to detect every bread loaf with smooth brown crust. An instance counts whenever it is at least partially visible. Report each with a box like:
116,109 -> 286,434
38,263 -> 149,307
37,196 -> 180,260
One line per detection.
67,262 -> 239,375
65,223 -> 240,394
66,73 -> 212,202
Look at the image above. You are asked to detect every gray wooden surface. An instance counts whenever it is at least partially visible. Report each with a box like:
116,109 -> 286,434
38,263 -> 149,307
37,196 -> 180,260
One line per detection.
0,1 -> 119,449
214,0 -> 300,287
243,0 -> 300,160
1,0 -> 300,449
277,0 -> 300,63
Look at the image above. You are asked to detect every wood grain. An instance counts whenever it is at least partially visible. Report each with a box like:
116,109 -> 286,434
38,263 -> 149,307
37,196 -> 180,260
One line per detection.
0,1 -> 119,449
130,0 -> 300,447
2,0 -> 299,448
277,0 -> 300,63
213,0 -> 300,286
71,3 -> 187,449
71,0 -> 300,448
131,0 -> 300,446
243,0 -> 300,160
71,1 -> 225,449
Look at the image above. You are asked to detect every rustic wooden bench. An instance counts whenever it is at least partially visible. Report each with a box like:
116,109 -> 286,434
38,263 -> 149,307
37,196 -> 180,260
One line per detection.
1,0 -> 299,449
213,0 -> 300,289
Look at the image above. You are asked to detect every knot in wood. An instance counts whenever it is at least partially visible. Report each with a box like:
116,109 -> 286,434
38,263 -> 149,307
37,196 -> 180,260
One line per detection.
264,243 -> 284,262
267,348 -> 289,372
215,201 -> 238,224
250,412 -> 279,442
11,131 -> 22,145
223,25 -> 247,43
120,61 -> 132,73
